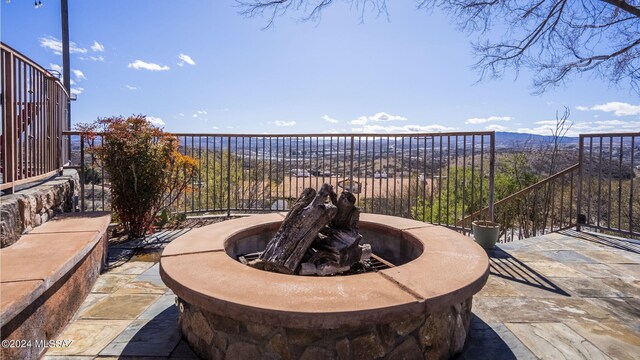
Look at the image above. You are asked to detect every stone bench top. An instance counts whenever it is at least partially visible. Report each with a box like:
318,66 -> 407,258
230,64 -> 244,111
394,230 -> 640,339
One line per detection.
160,213 -> 489,329
0,212 -> 111,327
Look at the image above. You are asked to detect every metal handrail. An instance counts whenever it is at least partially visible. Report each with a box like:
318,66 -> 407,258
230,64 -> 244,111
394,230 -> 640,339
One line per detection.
460,163 -> 581,242
63,130 -> 496,137
1,42 -> 68,85
459,163 -> 580,225
1,42 -> 70,193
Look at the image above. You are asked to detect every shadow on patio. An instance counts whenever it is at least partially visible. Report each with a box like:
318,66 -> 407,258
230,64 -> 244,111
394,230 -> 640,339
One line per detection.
40,227 -> 640,359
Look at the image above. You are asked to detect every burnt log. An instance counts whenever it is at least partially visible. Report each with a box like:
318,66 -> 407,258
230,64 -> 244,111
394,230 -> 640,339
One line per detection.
330,191 -> 360,231
249,184 -> 337,274
305,191 -> 369,275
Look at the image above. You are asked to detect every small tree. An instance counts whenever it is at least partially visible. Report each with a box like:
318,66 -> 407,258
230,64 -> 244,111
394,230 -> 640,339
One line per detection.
79,115 -> 198,238
83,164 -> 102,185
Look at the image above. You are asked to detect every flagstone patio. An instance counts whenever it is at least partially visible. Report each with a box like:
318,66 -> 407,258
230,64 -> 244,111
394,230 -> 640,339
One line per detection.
42,227 -> 640,359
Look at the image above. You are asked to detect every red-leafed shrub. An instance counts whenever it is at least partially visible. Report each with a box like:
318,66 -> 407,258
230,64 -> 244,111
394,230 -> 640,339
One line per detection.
79,115 -> 197,238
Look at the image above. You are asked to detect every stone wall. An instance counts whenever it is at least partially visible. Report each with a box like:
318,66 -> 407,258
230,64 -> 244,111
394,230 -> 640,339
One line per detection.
178,297 -> 473,360
0,170 -> 79,248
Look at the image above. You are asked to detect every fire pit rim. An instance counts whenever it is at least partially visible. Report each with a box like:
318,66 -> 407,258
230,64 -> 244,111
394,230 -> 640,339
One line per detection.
160,213 -> 489,329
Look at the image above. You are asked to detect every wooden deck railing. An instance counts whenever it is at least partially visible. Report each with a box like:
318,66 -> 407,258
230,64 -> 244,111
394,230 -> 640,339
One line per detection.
1,42 -> 69,193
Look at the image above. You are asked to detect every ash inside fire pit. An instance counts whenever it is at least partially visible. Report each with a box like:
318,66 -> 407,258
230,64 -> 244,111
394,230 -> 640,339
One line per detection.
245,183 -> 375,276
239,251 -> 393,275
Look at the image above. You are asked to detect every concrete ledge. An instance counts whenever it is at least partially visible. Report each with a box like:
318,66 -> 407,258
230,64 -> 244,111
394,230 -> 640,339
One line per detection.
0,170 -> 80,248
0,212 -> 110,360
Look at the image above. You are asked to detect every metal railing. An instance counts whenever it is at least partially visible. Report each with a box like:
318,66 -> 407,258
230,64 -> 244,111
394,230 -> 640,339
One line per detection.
62,127 -> 640,242
460,163 -> 581,242
66,131 -> 496,232
1,42 -> 69,193
578,132 -> 639,238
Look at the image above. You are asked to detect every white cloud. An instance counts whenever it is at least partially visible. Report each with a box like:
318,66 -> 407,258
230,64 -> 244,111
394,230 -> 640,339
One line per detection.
49,63 -> 62,75
89,55 -> 105,62
486,124 -> 508,131
49,65 -> 85,82
39,36 -> 87,55
179,113 -> 185,117
72,69 -> 86,81
127,60 -> 170,71
71,87 -> 84,95
192,110 -> 208,118
322,115 -> 339,124
576,102 -> 640,116
275,121 -> 296,127
518,118 -> 640,136
227,126 -> 234,129
147,116 -> 165,126
594,120 -> 631,126
325,128 -> 348,133
351,112 -> 407,125
212,126 -> 219,130
125,85 -> 137,90
535,120 -> 559,125
90,41 -> 104,52
177,53 -> 196,66
465,116 -> 512,125
352,124 -> 455,133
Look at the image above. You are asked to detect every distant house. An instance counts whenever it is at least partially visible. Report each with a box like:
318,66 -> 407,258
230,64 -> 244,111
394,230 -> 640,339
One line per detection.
291,169 -> 311,177
374,171 -> 388,179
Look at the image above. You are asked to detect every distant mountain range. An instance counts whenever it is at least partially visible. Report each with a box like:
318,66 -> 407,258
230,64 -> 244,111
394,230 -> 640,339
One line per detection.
495,132 -> 579,148
69,131 -> 582,152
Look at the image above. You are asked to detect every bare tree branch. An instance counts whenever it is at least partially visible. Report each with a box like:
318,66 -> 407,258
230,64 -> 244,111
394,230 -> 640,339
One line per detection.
237,0 -> 640,94
600,0 -> 640,17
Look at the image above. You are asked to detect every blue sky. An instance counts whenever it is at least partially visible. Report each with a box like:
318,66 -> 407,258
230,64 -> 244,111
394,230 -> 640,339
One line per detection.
2,0 -> 638,136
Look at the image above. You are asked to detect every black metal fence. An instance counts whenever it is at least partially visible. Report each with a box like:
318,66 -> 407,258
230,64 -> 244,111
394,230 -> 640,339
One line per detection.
67,131 -> 496,232
578,133 -> 640,238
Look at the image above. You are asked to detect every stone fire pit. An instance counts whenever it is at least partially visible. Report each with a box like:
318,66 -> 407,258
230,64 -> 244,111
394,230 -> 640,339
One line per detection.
160,213 -> 489,359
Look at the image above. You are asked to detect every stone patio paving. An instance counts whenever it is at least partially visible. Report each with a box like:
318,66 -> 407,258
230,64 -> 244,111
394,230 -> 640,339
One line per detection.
43,228 -> 640,359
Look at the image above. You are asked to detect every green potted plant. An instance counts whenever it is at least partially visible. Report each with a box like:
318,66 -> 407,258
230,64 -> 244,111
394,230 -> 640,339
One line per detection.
471,219 -> 500,249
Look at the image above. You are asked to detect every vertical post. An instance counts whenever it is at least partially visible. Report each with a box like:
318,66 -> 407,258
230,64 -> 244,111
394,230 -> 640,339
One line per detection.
629,136 -> 635,236
61,0 -> 71,163
2,49 -> 16,194
349,135 -> 354,192
227,136 -> 231,217
79,136 -> 85,212
58,86 -> 65,175
488,132 -> 495,222
576,135 -> 584,231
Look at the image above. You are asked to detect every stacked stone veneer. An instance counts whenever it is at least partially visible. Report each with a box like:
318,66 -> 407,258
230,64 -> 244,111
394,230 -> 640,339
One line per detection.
0,170 -> 79,248
179,297 -> 473,360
